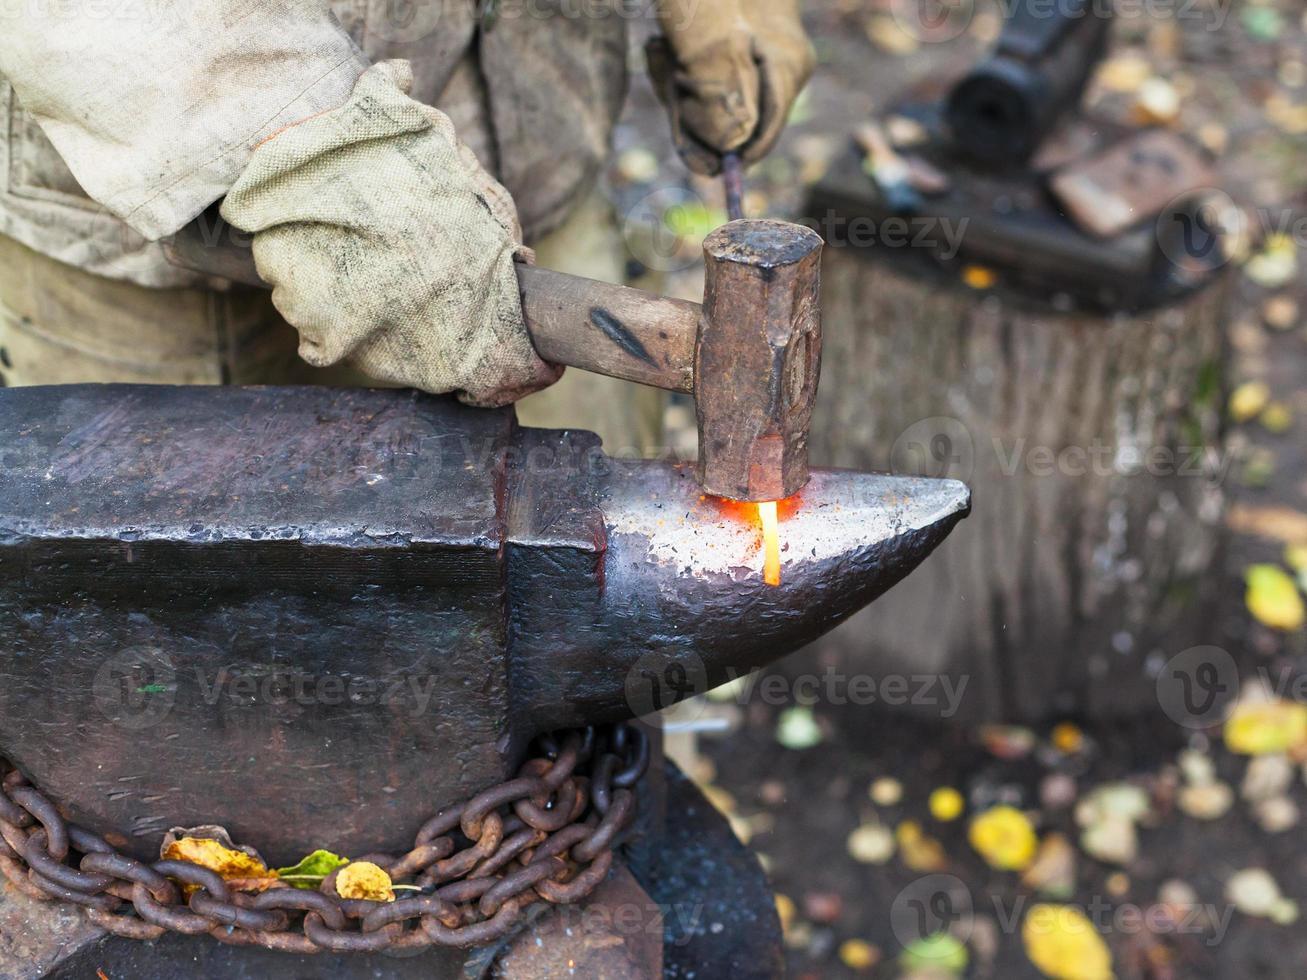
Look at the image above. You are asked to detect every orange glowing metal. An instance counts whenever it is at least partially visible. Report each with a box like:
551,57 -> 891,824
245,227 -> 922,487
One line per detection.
759,501 -> 781,587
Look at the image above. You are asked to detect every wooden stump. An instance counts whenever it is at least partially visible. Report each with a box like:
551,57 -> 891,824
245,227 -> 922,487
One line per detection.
799,247 -> 1230,724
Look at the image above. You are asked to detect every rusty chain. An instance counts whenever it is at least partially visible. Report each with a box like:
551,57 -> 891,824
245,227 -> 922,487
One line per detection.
0,724 -> 648,953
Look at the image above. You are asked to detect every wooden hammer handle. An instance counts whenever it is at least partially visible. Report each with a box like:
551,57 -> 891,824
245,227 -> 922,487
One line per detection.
516,265 -> 697,394
163,220 -> 700,394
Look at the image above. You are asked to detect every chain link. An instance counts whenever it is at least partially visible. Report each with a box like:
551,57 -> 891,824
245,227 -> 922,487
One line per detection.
0,724 -> 648,953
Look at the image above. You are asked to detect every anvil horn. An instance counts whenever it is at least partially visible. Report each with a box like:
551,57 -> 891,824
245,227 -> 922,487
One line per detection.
0,386 -> 967,861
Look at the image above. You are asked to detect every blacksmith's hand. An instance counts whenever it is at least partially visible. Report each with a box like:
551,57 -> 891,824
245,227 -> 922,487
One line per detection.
221,60 -> 561,408
648,0 -> 816,176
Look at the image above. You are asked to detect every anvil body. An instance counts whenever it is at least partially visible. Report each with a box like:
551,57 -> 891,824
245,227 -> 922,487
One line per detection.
0,386 -> 968,864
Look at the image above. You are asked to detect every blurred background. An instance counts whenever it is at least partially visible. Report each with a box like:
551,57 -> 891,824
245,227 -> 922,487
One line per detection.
608,1 -> 1307,977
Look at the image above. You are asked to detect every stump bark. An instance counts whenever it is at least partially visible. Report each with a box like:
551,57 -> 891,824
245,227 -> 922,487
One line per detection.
800,247 -> 1230,724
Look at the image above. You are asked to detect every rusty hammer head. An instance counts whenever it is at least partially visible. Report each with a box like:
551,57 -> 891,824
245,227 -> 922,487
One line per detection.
695,219 -> 825,502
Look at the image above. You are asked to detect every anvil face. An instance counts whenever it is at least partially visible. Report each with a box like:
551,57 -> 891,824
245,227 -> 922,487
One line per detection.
0,386 -> 968,862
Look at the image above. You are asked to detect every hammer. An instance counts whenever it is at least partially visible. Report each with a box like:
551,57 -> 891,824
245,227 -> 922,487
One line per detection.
165,210 -> 823,503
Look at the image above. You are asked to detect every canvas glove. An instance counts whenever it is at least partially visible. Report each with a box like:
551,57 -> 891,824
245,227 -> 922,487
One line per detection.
221,60 -> 560,407
647,0 -> 815,175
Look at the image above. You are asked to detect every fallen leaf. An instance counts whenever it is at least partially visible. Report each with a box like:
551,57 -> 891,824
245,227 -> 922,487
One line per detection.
1022,833 -> 1077,899
275,849 -> 349,889
1286,544 -> 1307,572
1226,867 -> 1284,917
969,805 -> 1039,871
774,893 -> 797,935
1178,781 -> 1234,821
838,939 -> 881,972
776,706 -> 823,749
1241,754 -> 1293,802
980,725 -> 1037,760
1260,402 -> 1294,434
1132,77 -> 1181,125
1051,722 -> 1085,755
1253,796 -> 1299,833
1022,904 -> 1113,980
1245,233 -> 1298,288
335,861 -> 395,903
1242,6 -> 1285,42
962,265 -> 997,290
870,777 -> 903,807
896,820 -> 948,872
1226,504 -> 1307,545
1245,564 -> 1305,631
1095,54 -> 1152,93
847,823 -> 896,865
1229,381 -> 1271,422
900,933 -> 969,974
1225,699 -> 1307,754
1263,295 -> 1299,331
929,787 -> 965,822
161,828 -> 275,890
865,15 -> 919,55
1081,814 -> 1140,864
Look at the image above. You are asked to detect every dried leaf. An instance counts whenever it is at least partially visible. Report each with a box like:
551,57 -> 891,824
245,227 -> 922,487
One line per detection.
969,805 -> 1038,871
335,861 -> 395,903
1226,867 -> 1284,917
1225,699 -> 1307,755
838,938 -> 881,972
1226,504 -> 1307,545
276,849 -> 349,889
1245,233 -> 1297,288
161,827 -> 275,890
1022,904 -> 1113,980
896,820 -> 948,872
929,787 -> 965,822
1229,381 -> 1271,422
1021,833 -> 1077,899
869,777 -> 903,806
847,823 -> 895,865
1245,564 -> 1305,631
776,706 -> 823,749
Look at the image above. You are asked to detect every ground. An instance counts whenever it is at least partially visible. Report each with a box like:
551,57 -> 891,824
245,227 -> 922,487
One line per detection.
604,2 -> 1307,977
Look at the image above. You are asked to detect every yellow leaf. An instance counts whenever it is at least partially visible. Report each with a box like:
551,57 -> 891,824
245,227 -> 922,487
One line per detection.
895,820 -> 947,872
1023,904 -> 1113,980
161,837 -> 275,886
928,787 -> 965,822
1229,381 -> 1271,422
335,861 -> 395,902
1225,700 -> 1307,756
962,265 -> 997,290
969,805 -> 1039,871
1285,544 -> 1307,573
838,938 -> 881,971
1246,564 -> 1305,631
774,893 -> 797,934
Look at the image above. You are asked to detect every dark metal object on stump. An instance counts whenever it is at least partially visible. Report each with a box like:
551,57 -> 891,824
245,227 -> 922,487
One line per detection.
803,44 -> 1230,722
946,0 -> 1111,168
165,211 -> 824,502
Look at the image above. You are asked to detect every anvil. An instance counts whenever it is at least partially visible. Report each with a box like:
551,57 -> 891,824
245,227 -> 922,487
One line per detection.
0,385 -> 968,866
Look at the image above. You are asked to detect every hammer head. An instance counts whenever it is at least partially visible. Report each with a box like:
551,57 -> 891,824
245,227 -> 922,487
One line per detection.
696,219 -> 824,502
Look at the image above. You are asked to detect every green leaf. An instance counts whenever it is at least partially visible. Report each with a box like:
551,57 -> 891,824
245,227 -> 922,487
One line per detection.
275,849 -> 349,889
900,932 -> 969,974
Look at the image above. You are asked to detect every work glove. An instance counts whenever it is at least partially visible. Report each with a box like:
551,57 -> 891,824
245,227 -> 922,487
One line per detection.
647,0 -> 816,176
221,60 -> 561,407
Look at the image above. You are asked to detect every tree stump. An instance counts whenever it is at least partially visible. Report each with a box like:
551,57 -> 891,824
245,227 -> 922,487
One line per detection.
799,246 -> 1230,724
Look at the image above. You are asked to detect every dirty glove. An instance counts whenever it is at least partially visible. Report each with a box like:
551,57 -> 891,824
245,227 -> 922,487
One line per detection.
647,0 -> 815,175
221,60 -> 561,407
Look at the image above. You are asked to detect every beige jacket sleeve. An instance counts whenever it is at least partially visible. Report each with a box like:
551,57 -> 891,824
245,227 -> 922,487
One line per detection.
0,1 -> 368,241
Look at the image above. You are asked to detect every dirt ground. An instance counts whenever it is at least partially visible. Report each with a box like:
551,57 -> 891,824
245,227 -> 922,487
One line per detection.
604,1 -> 1307,977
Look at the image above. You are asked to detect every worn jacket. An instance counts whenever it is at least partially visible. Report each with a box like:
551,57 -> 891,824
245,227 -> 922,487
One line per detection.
0,1 -> 627,287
